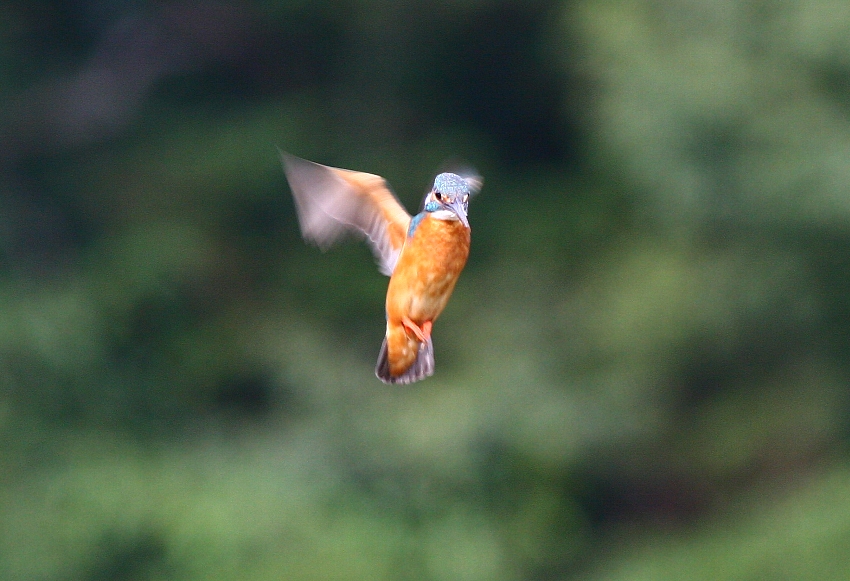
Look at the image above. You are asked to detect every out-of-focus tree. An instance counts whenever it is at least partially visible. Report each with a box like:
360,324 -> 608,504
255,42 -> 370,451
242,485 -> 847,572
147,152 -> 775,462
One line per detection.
1,0 -> 849,580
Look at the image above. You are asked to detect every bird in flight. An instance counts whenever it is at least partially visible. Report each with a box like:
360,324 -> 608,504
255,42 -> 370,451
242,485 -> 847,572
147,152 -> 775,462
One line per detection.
281,153 -> 481,384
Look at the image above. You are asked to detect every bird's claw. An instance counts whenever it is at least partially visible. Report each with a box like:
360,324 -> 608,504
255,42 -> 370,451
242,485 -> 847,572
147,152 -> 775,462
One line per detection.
402,317 -> 432,343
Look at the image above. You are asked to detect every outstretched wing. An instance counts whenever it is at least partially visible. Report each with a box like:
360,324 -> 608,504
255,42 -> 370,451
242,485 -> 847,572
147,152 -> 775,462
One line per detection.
281,153 -> 412,275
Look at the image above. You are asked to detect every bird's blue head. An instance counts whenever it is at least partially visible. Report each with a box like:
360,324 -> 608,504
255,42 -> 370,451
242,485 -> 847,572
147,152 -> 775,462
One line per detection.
422,172 -> 478,228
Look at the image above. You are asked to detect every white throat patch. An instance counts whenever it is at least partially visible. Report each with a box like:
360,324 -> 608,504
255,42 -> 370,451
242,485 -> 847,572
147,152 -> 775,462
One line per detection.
430,209 -> 459,221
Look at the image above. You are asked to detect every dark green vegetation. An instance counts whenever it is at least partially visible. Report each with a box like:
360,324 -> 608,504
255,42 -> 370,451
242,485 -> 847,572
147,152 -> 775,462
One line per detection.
2,1 -> 850,579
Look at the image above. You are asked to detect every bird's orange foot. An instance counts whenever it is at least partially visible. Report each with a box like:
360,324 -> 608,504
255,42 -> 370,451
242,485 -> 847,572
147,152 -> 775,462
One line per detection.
402,317 -> 432,342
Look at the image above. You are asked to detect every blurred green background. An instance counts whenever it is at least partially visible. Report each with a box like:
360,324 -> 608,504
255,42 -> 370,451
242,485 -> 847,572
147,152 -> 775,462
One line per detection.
2,1 -> 850,579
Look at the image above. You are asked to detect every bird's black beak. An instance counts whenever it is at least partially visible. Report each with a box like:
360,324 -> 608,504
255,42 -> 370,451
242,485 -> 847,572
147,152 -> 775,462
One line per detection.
446,197 -> 470,228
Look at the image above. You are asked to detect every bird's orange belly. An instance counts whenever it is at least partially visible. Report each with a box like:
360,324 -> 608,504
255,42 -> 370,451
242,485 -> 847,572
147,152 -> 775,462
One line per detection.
385,217 -> 470,325
382,217 -> 469,377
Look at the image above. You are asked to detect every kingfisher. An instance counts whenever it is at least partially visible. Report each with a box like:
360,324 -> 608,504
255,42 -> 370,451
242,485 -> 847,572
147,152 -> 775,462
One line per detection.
281,153 -> 481,384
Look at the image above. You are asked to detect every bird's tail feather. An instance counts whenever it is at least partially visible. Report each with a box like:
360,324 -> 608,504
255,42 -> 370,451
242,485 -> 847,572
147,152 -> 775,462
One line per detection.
375,337 -> 434,385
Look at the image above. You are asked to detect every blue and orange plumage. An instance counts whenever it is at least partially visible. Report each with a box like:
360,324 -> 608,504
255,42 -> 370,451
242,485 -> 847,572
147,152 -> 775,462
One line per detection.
281,153 -> 480,384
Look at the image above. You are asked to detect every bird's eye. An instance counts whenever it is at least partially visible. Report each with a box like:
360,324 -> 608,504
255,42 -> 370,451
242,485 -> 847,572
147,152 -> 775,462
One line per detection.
434,191 -> 442,201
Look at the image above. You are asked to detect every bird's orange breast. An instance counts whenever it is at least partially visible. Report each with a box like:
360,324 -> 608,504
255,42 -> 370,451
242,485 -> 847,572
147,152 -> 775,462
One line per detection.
383,215 -> 470,377
386,215 -> 470,324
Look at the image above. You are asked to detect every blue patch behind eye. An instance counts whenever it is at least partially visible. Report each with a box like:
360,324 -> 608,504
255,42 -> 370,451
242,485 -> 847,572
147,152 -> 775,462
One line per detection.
424,201 -> 441,212
407,212 -> 426,238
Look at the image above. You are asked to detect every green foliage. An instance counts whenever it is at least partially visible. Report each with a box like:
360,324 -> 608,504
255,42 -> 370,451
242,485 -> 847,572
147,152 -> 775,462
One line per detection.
1,0 -> 850,579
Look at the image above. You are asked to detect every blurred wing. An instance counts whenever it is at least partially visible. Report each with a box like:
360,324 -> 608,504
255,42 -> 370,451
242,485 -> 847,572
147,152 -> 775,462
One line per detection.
462,172 -> 483,195
281,153 -> 412,276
